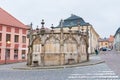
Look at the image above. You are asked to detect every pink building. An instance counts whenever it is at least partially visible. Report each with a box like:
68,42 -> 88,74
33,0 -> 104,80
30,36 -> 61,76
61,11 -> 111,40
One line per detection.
0,8 -> 29,64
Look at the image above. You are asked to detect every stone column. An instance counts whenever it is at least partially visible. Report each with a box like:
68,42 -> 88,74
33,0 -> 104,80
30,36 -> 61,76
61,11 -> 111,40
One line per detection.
86,37 -> 89,61
27,47 -> 30,65
60,45 -> 65,65
86,44 -> 89,61
77,44 -> 81,63
59,19 -> 65,65
41,44 -> 45,66
27,46 -> 32,66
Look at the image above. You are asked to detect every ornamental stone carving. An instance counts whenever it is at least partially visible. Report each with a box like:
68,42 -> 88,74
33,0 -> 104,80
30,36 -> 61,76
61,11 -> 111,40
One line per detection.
27,19 -> 89,67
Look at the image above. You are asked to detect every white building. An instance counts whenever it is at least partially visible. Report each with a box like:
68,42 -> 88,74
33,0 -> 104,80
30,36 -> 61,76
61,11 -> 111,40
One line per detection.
114,27 -> 120,52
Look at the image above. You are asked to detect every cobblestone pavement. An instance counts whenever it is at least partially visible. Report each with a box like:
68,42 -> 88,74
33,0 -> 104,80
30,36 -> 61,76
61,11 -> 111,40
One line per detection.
66,63 -> 120,80
100,50 -> 120,76
0,55 -> 104,70
0,54 -> 120,80
0,63 -> 120,80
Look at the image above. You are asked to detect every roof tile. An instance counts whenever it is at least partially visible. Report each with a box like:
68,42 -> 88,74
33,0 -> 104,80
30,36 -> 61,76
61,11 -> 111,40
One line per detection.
0,8 -> 28,29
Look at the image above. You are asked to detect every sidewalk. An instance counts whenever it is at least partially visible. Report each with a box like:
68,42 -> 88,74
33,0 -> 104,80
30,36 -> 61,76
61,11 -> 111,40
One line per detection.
13,55 -> 105,70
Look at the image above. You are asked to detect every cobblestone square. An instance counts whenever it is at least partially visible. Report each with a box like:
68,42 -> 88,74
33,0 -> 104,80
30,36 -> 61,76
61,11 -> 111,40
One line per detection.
0,50 -> 120,80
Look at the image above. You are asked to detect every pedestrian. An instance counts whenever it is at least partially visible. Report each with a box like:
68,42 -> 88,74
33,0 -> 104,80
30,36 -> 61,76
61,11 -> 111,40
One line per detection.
95,48 -> 99,55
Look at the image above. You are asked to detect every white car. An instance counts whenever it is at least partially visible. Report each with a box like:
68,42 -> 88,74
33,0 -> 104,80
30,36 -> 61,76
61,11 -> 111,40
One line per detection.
107,48 -> 111,51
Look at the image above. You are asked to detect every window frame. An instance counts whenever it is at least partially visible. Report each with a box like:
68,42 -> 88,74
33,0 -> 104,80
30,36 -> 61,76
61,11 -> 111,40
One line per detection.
14,35 -> 19,42
14,49 -> 18,59
0,33 -> 2,41
22,36 -> 26,43
6,34 -> 11,42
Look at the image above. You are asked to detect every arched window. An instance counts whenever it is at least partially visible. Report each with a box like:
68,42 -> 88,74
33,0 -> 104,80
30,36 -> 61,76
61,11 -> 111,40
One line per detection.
80,38 -> 87,55
45,37 -> 60,53
33,38 -> 41,53
64,38 -> 77,53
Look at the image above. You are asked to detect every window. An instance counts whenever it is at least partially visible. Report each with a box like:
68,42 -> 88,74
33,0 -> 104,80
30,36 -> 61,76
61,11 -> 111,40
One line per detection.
0,25 -> 2,31
6,34 -> 11,42
6,49 -> 10,60
105,43 -> 108,45
0,33 -> 2,41
22,36 -> 26,43
33,45 -> 41,52
22,29 -> 26,34
101,42 -> 103,46
22,50 -> 26,59
14,35 -> 19,42
15,28 -> 19,33
6,27 -> 11,32
14,49 -> 18,59
0,49 -> 1,60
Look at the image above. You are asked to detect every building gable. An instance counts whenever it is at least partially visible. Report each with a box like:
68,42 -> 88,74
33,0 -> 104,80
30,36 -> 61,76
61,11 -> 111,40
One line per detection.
0,8 -> 28,29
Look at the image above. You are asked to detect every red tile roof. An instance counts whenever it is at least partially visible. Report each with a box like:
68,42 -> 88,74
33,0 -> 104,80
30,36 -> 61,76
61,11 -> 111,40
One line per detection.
108,35 -> 114,42
0,8 -> 28,29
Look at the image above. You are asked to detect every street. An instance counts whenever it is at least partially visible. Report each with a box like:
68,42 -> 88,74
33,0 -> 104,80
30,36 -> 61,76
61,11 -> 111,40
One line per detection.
0,50 -> 120,80
100,50 -> 120,76
0,0 -> 120,80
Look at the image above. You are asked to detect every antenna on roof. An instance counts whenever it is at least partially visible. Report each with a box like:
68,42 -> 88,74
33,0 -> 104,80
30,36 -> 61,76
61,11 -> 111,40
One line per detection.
71,14 -> 74,16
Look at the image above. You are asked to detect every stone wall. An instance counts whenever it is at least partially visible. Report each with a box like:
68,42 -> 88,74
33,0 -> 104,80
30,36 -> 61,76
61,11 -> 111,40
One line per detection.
27,25 -> 89,66
44,54 -> 60,66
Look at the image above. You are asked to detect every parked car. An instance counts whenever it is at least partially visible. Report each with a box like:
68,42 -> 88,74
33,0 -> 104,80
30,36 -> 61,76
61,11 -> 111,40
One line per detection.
102,47 -> 107,51
107,48 -> 111,51
100,47 -> 111,51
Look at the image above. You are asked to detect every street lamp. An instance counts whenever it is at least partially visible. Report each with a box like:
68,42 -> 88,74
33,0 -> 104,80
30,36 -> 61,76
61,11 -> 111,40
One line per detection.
5,41 -> 11,64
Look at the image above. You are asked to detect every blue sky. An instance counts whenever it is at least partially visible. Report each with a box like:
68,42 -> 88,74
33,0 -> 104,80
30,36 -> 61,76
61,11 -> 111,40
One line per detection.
0,0 -> 120,37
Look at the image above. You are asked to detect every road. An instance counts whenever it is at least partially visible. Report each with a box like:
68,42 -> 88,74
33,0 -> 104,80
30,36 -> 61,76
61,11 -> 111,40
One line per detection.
100,50 -> 120,76
0,50 -> 120,80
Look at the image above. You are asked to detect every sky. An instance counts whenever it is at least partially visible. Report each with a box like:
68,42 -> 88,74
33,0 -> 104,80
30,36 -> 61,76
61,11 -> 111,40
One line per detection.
0,0 -> 120,38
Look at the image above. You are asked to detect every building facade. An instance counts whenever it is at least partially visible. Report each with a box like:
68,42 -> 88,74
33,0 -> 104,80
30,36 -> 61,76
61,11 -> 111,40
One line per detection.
114,27 -> 120,52
98,38 -> 109,49
98,35 -> 114,50
108,35 -> 114,49
55,14 -> 99,54
0,8 -> 29,64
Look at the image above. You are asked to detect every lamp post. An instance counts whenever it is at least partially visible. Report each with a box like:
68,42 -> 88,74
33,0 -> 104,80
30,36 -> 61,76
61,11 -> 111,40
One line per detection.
5,41 -> 11,64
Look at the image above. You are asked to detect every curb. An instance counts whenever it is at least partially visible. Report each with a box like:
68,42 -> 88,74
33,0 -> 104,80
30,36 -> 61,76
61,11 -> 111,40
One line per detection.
13,60 -> 105,70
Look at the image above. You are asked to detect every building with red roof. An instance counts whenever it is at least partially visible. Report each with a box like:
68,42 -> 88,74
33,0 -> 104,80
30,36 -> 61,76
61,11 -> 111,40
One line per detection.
0,8 -> 29,64
108,35 -> 114,49
98,35 -> 114,51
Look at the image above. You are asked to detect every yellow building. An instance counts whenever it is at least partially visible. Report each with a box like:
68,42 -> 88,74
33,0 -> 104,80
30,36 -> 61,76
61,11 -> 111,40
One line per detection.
98,38 -> 109,49
55,14 -> 99,54
98,35 -> 114,50
89,26 -> 99,53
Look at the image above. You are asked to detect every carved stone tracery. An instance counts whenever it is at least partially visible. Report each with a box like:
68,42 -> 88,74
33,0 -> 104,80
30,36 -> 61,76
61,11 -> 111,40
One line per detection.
27,20 -> 89,66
